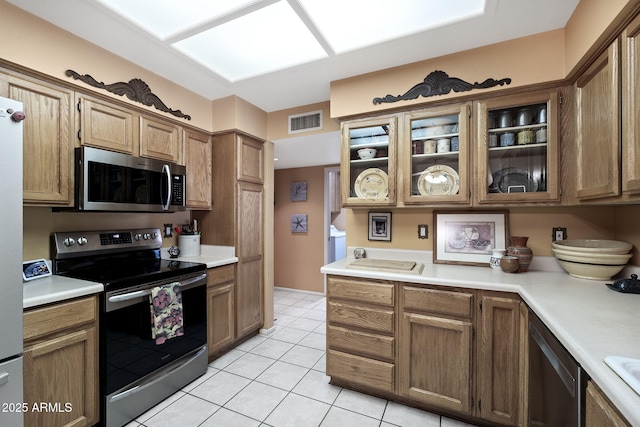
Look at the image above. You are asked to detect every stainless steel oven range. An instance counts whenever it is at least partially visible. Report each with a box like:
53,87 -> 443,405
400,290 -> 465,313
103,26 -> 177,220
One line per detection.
52,228 -> 208,427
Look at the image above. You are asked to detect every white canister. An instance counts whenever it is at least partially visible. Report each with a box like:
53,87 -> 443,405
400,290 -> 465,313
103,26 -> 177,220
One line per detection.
423,139 -> 436,154
436,138 -> 450,153
178,234 -> 201,257
490,249 -> 506,269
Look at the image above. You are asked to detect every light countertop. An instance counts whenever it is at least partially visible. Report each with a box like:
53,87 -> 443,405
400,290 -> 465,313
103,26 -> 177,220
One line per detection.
321,248 -> 640,426
24,246 -> 238,309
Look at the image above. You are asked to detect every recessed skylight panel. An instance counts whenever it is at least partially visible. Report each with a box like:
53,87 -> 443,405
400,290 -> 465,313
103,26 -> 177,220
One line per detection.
95,0 -> 259,39
172,1 -> 327,82
299,0 -> 486,53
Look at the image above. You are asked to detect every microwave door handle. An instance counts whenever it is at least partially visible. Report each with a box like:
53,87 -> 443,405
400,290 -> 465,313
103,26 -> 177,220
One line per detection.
161,164 -> 171,210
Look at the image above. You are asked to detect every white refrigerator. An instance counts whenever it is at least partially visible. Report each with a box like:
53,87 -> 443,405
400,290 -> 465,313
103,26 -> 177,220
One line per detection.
0,96 -> 24,427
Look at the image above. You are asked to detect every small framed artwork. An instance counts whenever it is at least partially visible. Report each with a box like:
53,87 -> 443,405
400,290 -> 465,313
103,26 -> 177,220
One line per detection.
434,210 -> 508,266
290,182 -> 307,201
291,214 -> 308,233
368,212 -> 392,241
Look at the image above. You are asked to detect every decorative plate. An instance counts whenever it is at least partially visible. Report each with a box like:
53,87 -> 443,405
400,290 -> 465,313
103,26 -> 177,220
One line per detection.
418,165 -> 460,196
491,167 -> 538,193
354,168 -> 389,199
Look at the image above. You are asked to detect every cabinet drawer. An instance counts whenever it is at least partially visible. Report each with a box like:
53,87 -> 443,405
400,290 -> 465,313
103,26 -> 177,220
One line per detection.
207,264 -> 235,287
328,276 -> 394,306
402,286 -> 473,318
327,349 -> 394,393
328,325 -> 394,361
328,301 -> 394,334
24,296 -> 97,342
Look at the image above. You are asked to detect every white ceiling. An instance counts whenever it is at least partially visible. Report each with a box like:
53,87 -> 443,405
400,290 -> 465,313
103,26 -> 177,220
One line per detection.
9,0 -> 579,169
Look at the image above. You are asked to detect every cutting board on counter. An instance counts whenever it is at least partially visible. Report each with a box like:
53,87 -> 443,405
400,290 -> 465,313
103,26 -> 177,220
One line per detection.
346,258 -> 424,275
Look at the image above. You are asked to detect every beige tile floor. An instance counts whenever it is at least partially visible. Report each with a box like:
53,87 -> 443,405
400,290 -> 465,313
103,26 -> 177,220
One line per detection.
125,287 -> 479,427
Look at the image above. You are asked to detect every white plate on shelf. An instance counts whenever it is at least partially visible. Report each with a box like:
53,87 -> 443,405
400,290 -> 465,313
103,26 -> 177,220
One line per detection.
418,165 -> 460,196
354,168 -> 389,199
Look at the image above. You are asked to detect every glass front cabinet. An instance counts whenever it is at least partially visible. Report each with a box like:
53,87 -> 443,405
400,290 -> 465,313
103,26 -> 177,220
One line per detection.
341,116 -> 397,207
402,103 -> 471,205
475,90 -> 559,204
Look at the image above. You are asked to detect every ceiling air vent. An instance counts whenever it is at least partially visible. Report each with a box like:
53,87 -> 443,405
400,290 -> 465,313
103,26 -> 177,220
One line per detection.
288,110 -> 322,134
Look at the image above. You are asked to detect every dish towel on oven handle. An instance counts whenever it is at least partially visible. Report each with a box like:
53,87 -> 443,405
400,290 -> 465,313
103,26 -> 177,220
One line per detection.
149,282 -> 184,345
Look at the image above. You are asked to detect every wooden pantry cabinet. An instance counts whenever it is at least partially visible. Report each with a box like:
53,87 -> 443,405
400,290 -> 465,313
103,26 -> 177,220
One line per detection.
0,72 -> 74,206
326,276 -> 525,426
194,132 -> 265,342
23,296 -> 99,427
207,264 -> 235,359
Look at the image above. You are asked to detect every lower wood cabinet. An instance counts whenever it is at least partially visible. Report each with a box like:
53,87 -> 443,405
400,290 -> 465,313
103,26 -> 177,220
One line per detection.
23,296 -> 99,427
326,275 -> 525,426
586,381 -> 631,427
207,264 -> 236,360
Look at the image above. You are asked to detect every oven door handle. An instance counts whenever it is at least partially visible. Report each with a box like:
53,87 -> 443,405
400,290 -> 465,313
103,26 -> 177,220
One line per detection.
108,273 -> 207,303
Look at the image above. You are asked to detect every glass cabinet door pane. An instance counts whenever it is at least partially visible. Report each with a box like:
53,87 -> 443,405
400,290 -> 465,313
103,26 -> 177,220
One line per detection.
342,117 -> 396,206
404,104 -> 469,205
487,102 -> 548,195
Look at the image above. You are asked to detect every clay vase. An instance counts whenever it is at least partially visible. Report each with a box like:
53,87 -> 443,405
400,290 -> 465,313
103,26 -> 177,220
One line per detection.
507,236 -> 533,272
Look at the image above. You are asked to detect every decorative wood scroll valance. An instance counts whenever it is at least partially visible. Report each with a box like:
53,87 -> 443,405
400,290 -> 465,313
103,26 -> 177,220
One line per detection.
372,70 -> 512,105
65,70 -> 192,120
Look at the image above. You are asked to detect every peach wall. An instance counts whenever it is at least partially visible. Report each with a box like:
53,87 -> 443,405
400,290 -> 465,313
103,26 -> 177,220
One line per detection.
211,96 -> 268,139
330,30 -> 565,119
564,0 -> 631,74
274,166 -> 326,292
0,1 -> 213,131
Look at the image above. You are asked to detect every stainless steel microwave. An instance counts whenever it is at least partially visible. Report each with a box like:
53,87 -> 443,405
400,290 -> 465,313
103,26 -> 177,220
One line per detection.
73,146 -> 186,212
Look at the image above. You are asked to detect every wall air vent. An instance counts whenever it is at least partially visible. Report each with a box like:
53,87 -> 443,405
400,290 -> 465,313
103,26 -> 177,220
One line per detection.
288,110 -> 322,134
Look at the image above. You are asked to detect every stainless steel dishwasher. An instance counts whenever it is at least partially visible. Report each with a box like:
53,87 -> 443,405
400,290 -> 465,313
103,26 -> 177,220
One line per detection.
528,309 -> 587,427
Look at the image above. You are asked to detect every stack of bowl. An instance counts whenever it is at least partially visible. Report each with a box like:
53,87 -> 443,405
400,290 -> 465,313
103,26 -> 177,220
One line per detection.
551,239 -> 633,280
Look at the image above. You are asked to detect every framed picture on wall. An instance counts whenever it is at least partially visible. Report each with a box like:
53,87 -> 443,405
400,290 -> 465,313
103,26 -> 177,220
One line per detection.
291,214 -> 308,233
290,182 -> 307,201
368,212 -> 391,241
433,210 -> 508,266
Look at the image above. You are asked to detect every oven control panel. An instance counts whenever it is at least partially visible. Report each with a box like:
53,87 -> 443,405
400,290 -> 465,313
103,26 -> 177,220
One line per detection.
52,228 -> 162,259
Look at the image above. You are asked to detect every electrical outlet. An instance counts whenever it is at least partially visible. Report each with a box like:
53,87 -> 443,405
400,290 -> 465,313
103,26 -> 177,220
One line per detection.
552,227 -> 567,241
418,224 -> 428,239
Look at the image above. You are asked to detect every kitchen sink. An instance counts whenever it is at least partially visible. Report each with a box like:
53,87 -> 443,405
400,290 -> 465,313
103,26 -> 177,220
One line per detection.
345,258 -> 425,275
604,356 -> 640,396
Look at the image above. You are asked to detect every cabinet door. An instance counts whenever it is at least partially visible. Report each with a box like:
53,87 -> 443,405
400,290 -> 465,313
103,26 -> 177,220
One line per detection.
79,97 -> 135,154
402,103 -> 470,205
341,116 -> 397,206
399,312 -> 472,414
236,182 -> 264,338
0,74 -> 73,205
574,41 -> 620,200
476,90 -> 560,204
476,294 -> 523,425
207,282 -> 235,357
237,135 -> 264,184
23,326 -> 98,427
622,15 -> 640,195
184,129 -> 212,209
585,381 -> 631,427
140,116 -> 182,164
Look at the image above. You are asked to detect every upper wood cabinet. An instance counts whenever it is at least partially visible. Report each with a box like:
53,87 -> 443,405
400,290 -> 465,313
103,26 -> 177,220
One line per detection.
476,90 -> 560,205
622,14 -> 640,195
341,116 -> 397,207
401,103 -> 470,205
237,134 -> 264,184
184,129 -> 212,209
140,116 -> 182,164
574,41 -> 620,201
0,73 -> 74,206
78,95 -> 135,154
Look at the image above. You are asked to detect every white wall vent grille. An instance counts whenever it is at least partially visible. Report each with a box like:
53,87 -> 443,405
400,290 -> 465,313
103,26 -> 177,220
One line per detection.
288,110 -> 322,134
